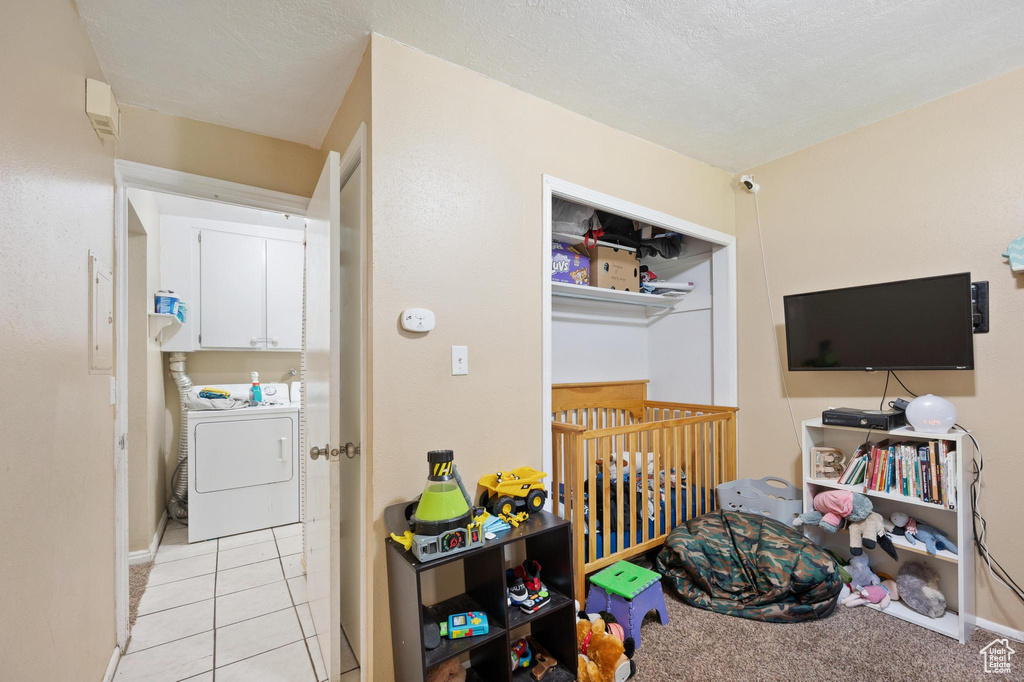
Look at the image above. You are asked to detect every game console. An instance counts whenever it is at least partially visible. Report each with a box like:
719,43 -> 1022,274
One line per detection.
822,407 -> 907,430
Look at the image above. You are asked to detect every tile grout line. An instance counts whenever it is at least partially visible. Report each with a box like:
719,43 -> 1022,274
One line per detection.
212,536 -> 218,682
278,529 -> 320,680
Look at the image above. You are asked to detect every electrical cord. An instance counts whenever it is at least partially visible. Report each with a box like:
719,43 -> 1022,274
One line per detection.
885,373 -> 1024,605
752,184 -> 802,452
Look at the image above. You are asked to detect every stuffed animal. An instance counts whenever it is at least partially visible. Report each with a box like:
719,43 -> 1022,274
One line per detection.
897,561 -> 946,618
426,657 -> 466,682
890,512 -> 958,556
793,490 -> 872,533
848,511 -> 899,560
576,611 -> 637,682
847,555 -> 881,589
842,579 -> 899,609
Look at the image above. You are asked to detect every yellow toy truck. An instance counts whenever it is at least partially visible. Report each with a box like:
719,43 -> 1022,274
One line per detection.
477,467 -> 548,517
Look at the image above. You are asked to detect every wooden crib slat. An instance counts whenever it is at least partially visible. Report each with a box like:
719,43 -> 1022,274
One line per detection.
629,429 -> 637,557
653,425 -> 661,538
600,436 -> 610,561
588,435 -> 596,568
703,420 -> 711,512
674,424 -> 683,526
640,427 -> 649,548
615,433 -> 624,556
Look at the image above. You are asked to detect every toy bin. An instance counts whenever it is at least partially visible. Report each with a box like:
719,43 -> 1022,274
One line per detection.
716,476 -> 803,525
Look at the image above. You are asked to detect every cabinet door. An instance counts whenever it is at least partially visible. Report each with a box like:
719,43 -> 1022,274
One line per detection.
265,238 -> 304,350
200,230 -> 266,348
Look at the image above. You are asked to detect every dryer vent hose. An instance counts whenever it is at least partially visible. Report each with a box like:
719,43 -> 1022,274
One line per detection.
167,353 -> 192,524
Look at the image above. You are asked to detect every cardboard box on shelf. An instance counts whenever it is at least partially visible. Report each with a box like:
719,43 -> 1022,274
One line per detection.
588,244 -> 639,291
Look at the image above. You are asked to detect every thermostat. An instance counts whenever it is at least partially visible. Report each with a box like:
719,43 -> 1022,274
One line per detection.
401,308 -> 435,332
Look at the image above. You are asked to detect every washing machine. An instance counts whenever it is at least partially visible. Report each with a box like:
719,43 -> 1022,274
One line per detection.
187,383 -> 300,542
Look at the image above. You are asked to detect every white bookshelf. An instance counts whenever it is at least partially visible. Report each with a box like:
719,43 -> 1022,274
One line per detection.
801,418 -> 974,643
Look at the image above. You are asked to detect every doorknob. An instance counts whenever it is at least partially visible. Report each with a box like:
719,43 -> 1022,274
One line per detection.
342,442 -> 360,459
309,443 -> 329,460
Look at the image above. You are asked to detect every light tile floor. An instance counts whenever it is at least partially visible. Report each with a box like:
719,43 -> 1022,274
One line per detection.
116,523 -> 360,681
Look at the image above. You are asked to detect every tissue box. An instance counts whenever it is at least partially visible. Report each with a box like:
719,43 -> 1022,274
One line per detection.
551,241 -> 590,286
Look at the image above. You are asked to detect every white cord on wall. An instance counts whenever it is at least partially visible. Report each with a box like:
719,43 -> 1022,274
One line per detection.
747,178 -> 803,452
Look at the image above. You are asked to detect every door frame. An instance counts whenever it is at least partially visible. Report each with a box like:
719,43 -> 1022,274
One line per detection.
334,122 -> 371,680
540,175 -> 738,484
112,161 -> 310,651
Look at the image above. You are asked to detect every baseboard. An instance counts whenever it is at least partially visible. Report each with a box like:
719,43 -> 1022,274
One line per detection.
128,511 -> 168,565
970,615 -> 1024,644
102,645 -> 120,682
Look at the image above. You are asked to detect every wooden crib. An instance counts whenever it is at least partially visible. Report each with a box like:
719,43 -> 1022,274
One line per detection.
550,380 -> 737,604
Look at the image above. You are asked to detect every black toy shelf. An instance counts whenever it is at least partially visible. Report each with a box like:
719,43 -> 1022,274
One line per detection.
386,507 -> 577,682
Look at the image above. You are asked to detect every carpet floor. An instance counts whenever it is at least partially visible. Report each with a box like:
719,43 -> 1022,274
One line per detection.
128,561 -> 153,627
632,594 -> 1021,681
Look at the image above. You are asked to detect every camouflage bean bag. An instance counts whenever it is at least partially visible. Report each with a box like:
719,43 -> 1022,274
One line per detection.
656,509 -> 842,622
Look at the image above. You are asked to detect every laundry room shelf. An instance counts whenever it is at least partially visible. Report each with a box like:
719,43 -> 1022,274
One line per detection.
148,312 -> 181,342
551,282 -> 682,309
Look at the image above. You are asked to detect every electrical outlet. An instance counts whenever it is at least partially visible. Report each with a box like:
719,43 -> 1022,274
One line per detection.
451,346 -> 468,375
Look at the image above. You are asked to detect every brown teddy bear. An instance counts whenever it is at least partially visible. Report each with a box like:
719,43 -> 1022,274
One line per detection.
576,612 -> 637,682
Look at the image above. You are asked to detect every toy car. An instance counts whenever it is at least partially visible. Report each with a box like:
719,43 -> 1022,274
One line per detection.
478,467 -> 548,517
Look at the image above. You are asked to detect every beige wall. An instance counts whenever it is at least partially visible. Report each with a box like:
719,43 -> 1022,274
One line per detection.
118,105 -> 321,197
0,0 -> 117,678
366,35 -> 735,679
735,67 -> 1024,633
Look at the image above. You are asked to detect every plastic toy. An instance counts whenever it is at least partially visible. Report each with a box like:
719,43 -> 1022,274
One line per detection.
401,450 -> 486,561
438,611 -> 489,639
478,467 -> 549,517
511,637 -> 532,669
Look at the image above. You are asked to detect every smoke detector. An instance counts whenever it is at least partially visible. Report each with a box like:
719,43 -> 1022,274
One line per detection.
86,78 -> 120,140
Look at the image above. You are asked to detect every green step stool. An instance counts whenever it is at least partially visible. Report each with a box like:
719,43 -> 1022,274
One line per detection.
586,560 -> 668,649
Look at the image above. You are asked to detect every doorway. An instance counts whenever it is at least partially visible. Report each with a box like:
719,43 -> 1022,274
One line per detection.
112,159 -> 367,681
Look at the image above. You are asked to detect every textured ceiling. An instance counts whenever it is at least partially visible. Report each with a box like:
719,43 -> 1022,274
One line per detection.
76,1 -> 1024,170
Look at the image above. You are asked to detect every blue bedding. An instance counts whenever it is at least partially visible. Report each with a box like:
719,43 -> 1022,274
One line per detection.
559,478 -> 710,561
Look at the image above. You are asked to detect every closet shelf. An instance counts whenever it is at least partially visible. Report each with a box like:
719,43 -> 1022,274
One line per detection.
148,312 -> 181,342
551,282 -> 682,309
552,232 -> 637,253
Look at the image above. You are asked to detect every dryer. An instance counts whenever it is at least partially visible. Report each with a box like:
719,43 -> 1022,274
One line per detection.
187,383 -> 300,542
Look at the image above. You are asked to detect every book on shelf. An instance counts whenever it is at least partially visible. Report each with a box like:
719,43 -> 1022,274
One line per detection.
820,437 -> 956,509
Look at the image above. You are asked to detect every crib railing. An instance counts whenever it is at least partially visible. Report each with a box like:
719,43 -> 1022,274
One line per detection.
551,394 -> 736,604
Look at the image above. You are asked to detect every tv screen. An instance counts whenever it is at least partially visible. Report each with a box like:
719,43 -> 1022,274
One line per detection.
784,273 -> 974,371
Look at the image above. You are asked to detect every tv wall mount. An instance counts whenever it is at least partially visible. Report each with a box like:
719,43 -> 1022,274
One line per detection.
972,281 -> 989,333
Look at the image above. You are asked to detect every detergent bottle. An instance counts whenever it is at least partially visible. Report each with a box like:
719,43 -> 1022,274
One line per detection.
249,371 -> 263,403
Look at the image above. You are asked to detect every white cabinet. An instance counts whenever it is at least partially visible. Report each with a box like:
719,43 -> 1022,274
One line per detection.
159,216 -> 303,352
200,230 -> 267,349
265,239 -> 304,350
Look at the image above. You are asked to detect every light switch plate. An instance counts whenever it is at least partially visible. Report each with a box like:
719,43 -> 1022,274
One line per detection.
401,308 -> 435,332
451,346 -> 468,375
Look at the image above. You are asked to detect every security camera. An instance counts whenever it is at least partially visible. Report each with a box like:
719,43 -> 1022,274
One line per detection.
740,175 -> 759,193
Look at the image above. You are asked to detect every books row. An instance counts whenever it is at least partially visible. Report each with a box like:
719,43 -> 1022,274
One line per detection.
837,439 -> 957,509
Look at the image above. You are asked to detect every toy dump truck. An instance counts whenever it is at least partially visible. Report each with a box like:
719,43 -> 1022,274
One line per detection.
477,467 -> 548,517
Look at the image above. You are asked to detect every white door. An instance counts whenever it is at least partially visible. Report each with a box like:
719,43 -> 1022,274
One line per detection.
200,230 -> 266,348
304,146 -> 365,680
266,239 -> 304,350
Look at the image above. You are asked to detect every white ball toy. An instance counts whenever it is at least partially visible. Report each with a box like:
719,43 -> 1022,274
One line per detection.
905,394 -> 957,434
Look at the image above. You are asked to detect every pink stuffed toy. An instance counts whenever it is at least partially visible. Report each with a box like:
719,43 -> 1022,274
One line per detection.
842,579 -> 899,609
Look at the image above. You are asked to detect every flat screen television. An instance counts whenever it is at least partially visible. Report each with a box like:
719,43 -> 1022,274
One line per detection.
784,273 -> 974,371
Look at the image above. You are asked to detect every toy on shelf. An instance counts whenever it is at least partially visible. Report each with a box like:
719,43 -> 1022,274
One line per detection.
478,467 -> 548,517
847,555 -> 881,589
575,606 -> 637,682
890,512 -> 958,556
526,636 -> 557,681
842,579 -> 899,609
507,560 -> 551,614
794,490 -> 897,558
511,638 -> 532,669
897,561 -> 947,618
425,658 -> 466,682
396,450 -> 486,562
439,611 -> 489,639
